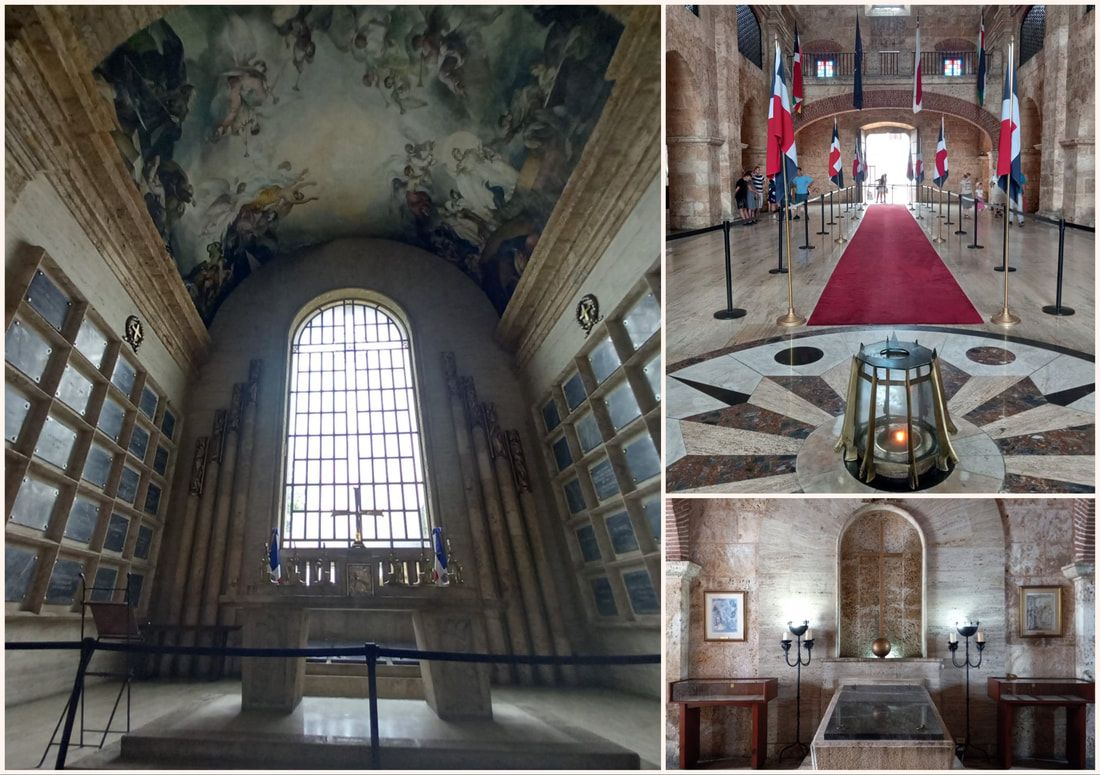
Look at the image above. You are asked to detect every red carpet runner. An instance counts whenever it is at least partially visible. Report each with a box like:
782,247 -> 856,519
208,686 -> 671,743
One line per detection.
807,204 -> 982,325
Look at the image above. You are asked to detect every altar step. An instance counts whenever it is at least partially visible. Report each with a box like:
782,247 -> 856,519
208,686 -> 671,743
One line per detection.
304,661 -> 424,700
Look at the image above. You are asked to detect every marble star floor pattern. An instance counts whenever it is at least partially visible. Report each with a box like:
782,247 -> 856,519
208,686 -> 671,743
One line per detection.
666,201 -> 1095,494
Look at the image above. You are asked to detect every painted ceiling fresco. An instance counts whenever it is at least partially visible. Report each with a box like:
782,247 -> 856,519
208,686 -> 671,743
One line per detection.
96,6 -> 623,324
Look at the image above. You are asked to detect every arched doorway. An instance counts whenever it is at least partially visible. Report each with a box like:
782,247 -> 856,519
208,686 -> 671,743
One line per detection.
666,50 -> 717,230
862,121 -> 916,204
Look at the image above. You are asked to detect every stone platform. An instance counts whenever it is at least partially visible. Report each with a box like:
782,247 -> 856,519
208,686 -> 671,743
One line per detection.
71,694 -> 642,770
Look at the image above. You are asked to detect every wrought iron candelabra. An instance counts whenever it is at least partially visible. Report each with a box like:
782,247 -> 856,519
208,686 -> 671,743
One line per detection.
779,620 -> 815,761
948,621 -> 988,764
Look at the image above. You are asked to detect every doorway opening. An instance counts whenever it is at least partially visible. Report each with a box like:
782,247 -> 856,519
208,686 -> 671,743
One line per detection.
865,131 -> 914,204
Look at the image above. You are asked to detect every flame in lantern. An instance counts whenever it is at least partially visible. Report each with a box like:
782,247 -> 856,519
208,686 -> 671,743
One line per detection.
893,428 -> 907,445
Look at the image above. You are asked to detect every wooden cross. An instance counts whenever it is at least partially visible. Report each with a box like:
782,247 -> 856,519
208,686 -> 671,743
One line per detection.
330,486 -> 384,550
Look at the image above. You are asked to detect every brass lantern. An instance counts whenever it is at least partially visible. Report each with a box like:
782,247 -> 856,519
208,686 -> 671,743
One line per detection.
835,335 -> 958,490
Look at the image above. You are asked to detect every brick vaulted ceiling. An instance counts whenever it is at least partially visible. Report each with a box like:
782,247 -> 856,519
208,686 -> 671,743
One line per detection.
93,6 -> 625,325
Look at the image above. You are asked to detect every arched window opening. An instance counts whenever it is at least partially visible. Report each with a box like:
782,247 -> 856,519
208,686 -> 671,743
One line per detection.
1019,6 -> 1046,66
736,6 -> 763,69
283,298 -> 429,549
838,510 -> 924,657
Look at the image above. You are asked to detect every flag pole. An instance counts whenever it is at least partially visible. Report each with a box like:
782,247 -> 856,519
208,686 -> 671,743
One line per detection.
776,35 -> 805,327
992,36 -> 1021,326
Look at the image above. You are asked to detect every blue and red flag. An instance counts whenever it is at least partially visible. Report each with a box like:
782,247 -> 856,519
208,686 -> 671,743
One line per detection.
997,47 -> 1024,209
852,134 -> 866,184
933,116 -> 949,187
431,526 -> 449,585
914,134 -> 925,185
853,19 -> 863,110
766,38 -> 799,197
829,118 -> 844,187
976,16 -> 987,107
906,144 -> 914,182
268,528 -> 281,583
913,21 -> 923,113
793,27 -> 803,114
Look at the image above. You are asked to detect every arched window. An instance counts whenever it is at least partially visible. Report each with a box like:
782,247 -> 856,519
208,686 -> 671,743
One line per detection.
1019,6 -> 1046,66
736,6 -> 763,69
283,298 -> 429,549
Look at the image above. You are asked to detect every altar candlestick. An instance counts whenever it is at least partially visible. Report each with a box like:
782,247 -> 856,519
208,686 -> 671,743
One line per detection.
804,628 -> 813,641
781,628 -> 792,642
949,631 -> 957,643
976,631 -> 985,643
353,487 -> 364,544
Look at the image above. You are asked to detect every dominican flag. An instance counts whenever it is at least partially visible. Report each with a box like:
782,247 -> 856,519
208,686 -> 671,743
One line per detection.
853,19 -> 864,110
268,528 -> 281,582
976,16 -> 987,107
829,119 -> 844,187
852,134 -> 866,184
766,38 -> 798,194
913,22 -> 923,113
997,51 -> 1024,208
431,526 -> 449,585
906,145 -> 914,182
933,116 -> 949,187
793,27 -> 804,114
914,134 -> 925,184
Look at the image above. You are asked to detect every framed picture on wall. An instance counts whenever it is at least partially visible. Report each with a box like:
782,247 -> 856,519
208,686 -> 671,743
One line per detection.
704,590 -> 747,642
1019,585 -> 1063,637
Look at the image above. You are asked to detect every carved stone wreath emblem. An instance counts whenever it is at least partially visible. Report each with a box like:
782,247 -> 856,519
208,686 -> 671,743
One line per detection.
124,315 -> 144,353
576,294 -> 601,336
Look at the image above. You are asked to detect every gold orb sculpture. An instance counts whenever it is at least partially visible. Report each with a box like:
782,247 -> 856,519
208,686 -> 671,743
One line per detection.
871,637 -> 892,658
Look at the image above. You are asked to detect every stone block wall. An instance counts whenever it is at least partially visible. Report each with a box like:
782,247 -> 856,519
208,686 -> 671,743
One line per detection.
667,498 -> 1087,765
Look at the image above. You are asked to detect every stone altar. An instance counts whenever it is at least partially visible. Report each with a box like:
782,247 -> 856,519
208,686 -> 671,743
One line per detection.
811,684 -> 955,770
226,585 -> 493,720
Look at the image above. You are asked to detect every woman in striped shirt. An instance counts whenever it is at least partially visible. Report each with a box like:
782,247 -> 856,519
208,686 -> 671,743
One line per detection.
750,165 -> 765,223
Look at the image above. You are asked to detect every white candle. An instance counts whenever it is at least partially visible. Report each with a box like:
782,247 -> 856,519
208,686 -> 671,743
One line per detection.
781,628 -> 791,642
804,628 -> 814,641
976,631 -> 985,643
949,631 -> 957,643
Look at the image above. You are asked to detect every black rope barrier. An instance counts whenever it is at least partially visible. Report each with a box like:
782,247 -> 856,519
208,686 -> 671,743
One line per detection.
954,191 -> 968,235
800,199 -> 814,249
816,192 -> 829,235
827,189 -> 837,225
715,220 -> 746,320
771,197 -> 787,274
1042,218 -> 1075,316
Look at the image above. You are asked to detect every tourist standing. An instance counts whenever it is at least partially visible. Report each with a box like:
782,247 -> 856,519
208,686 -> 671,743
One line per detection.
791,167 -> 813,219
751,165 -> 765,223
960,172 -> 973,218
734,171 -> 752,223
767,175 -> 779,219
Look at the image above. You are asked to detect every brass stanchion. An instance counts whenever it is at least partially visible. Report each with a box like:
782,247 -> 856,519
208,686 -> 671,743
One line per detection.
777,170 -> 806,327
932,186 -> 947,243
991,36 -> 1021,327
835,190 -> 849,244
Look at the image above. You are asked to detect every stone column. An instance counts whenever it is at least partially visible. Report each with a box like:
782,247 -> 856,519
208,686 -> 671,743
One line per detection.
485,404 -> 555,685
441,353 -> 510,683
159,436 -> 207,675
463,378 -> 534,684
178,410 -> 226,675
507,429 -> 578,686
665,560 -> 702,769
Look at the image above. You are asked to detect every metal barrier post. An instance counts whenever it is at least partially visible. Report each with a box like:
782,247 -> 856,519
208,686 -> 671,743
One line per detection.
365,642 -> 381,770
955,194 -> 968,235
816,193 -> 828,235
827,190 -> 837,225
715,220 -> 747,318
968,202 -> 984,249
915,185 -> 924,220
800,199 -> 814,249
1042,218 -> 1075,316
770,204 -> 787,274
945,190 -> 955,226
56,637 -> 97,770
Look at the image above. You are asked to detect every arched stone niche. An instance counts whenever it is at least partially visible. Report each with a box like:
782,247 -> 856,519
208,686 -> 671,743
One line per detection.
836,505 -> 926,658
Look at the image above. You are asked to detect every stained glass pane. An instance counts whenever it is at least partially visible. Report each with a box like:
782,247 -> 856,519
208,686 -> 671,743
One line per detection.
64,496 -> 100,544
587,337 -> 621,385
563,478 -> 586,514
128,424 -> 150,461
153,445 -> 170,475
5,545 -> 38,602
552,436 -> 573,471
623,568 -> 659,614
589,457 -> 620,501
6,319 -> 53,383
26,271 -> 71,331
736,5 -> 762,68
606,380 -> 641,431
138,386 -> 159,419
127,574 -> 144,606
45,557 -> 84,604
10,476 -> 59,531
111,357 -> 137,398
143,482 -> 162,516
91,566 -> 118,602
562,373 -> 587,412
623,293 -> 660,349
161,409 -> 176,439
542,399 -> 561,432
103,513 -> 129,553
642,496 -> 662,542
591,576 -> 618,616
576,524 -> 601,563
83,444 -> 114,489
74,318 -> 109,368
134,524 -> 154,559
56,365 -> 94,416
97,398 -> 125,442
575,413 -> 601,454
117,466 -> 140,504
623,433 -> 661,484
6,384 -> 32,443
606,511 -> 639,554
35,415 -> 78,471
